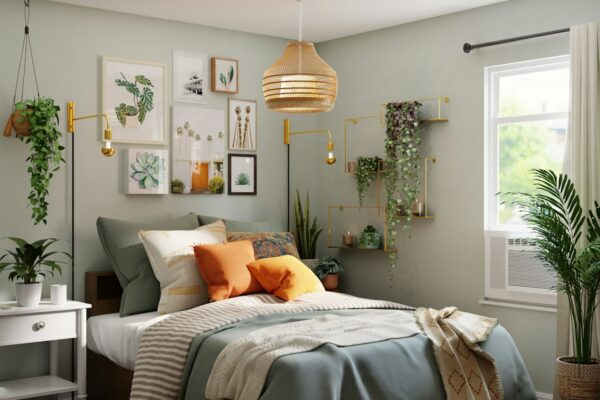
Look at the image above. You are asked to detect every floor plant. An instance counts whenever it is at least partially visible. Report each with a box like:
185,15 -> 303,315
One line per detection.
293,190 -> 322,260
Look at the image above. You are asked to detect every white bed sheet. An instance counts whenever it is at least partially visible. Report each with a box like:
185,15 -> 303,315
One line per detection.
87,311 -> 169,370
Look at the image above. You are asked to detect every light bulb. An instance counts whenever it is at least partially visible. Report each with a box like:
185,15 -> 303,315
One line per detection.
101,141 -> 115,157
325,151 -> 336,165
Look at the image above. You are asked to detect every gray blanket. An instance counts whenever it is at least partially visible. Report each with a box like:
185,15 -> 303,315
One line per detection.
179,310 -> 537,400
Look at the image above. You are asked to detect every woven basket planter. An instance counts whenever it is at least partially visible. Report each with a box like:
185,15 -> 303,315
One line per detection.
555,357 -> 600,399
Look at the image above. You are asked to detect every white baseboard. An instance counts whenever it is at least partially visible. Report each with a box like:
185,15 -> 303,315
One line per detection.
537,392 -> 553,400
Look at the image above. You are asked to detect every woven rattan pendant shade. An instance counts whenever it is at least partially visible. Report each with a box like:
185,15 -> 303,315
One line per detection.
263,41 -> 338,113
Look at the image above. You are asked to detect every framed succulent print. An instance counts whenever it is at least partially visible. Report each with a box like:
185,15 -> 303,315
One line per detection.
173,50 -> 208,104
171,105 -> 226,195
126,148 -> 169,194
102,57 -> 167,145
228,154 -> 256,195
228,99 -> 257,151
211,57 -> 238,94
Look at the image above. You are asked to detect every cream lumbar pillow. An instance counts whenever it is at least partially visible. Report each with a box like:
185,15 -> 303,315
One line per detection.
139,220 -> 227,314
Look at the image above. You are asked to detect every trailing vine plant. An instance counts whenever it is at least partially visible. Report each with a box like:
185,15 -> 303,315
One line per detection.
14,98 -> 65,225
354,156 -> 380,206
384,101 -> 422,266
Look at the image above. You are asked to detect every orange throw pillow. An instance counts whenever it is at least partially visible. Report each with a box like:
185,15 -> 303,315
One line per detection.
247,255 -> 325,301
194,240 -> 263,301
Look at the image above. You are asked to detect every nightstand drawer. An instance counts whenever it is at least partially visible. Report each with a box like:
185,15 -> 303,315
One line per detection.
0,311 -> 76,346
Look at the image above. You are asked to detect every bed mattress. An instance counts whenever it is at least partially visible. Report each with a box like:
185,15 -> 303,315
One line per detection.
87,311 -> 168,370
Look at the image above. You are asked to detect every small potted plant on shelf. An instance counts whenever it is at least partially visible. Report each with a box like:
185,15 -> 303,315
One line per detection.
502,169 -> 600,399
358,225 -> 382,249
0,238 -> 69,307
294,190 -> 323,269
314,256 -> 344,290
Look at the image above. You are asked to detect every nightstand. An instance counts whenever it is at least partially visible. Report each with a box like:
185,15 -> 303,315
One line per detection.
0,300 -> 91,399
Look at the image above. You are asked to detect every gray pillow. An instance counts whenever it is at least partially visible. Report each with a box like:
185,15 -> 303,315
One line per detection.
198,215 -> 283,232
96,213 -> 199,316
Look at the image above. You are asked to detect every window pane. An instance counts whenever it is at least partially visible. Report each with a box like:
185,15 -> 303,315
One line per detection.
498,119 -> 567,225
499,68 -> 569,117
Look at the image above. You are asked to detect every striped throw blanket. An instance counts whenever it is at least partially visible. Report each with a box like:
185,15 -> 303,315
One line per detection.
130,291 -> 412,400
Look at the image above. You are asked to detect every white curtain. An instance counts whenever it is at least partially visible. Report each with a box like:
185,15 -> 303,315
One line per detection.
559,22 -> 600,363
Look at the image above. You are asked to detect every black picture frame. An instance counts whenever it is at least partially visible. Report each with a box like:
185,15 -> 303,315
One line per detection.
228,153 -> 257,195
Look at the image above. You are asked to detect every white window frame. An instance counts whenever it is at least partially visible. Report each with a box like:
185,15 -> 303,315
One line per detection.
483,55 -> 569,307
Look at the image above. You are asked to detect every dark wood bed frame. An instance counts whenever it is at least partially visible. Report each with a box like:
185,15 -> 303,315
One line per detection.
85,271 -> 133,400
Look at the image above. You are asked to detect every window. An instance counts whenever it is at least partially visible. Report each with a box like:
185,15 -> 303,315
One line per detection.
484,55 -> 569,307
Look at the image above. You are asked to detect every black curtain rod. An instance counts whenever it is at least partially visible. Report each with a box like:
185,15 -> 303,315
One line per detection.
463,27 -> 570,53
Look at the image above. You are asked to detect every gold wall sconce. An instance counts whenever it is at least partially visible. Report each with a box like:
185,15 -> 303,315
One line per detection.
283,118 -> 336,165
67,101 -> 115,157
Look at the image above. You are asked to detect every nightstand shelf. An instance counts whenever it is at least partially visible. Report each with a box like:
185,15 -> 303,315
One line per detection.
0,300 -> 91,400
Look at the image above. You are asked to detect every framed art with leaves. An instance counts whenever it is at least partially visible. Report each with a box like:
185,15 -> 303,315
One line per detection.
212,57 -> 238,94
126,148 -> 169,194
173,51 -> 208,104
228,154 -> 256,195
102,57 -> 167,145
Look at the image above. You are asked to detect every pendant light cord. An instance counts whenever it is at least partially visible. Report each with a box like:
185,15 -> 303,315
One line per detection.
12,0 -> 40,110
297,0 -> 303,42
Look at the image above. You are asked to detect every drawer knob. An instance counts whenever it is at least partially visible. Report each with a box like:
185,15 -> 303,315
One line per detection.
32,321 -> 45,331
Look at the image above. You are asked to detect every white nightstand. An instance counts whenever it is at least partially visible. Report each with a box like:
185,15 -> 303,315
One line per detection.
0,300 -> 91,400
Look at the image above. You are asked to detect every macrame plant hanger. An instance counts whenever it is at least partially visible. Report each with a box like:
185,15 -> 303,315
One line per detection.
3,0 -> 41,137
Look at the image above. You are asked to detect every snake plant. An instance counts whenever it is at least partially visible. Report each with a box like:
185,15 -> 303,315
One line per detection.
294,190 -> 322,259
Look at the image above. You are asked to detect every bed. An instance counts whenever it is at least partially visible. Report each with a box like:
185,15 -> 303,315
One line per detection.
85,271 -> 537,400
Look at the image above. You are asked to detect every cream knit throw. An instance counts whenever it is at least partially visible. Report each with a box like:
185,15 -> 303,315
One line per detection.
416,307 -> 503,400
205,310 -> 421,400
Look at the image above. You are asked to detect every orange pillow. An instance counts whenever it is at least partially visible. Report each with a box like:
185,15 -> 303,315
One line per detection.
247,255 -> 325,301
194,240 -> 263,301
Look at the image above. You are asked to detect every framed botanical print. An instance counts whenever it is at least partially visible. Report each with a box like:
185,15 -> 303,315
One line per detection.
228,154 -> 256,195
102,57 -> 167,145
171,105 -> 226,195
173,51 -> 208,104
211,57 -> 238,94
228,99 -> 257,151
126,148 -> 169,194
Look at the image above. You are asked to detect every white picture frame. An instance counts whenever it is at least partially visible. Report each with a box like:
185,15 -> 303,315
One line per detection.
173,50 -> 208,104
171,105 -> 226,194
102,56 -> 167,145
228,99 -> 257,152
126,148 -> 169,194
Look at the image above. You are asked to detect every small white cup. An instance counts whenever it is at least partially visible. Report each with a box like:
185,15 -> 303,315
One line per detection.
50,284 -> 67,305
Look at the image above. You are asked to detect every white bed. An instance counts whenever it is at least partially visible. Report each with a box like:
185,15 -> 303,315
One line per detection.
87,311 -> 168,370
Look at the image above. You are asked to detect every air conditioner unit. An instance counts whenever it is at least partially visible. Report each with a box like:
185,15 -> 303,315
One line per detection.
484,231 -> 556,306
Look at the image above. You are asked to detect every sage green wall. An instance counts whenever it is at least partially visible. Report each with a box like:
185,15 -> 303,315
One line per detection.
313,0 -> 600,394
0,0 -> 319,381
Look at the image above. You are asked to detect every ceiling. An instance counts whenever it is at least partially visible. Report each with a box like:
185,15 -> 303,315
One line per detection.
49,0 -> 507,43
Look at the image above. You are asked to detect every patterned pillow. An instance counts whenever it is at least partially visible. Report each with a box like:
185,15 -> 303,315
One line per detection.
226,232 -> 300,259
139,220 -> 227,314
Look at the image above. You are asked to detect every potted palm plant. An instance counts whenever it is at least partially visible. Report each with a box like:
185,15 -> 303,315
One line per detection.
503,169 -> 600,399
0,238 -> 68,307
314,256 -> 344,290
294,190 -> 323,269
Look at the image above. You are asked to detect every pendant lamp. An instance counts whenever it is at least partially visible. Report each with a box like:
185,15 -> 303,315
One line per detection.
262,0 -> 338,113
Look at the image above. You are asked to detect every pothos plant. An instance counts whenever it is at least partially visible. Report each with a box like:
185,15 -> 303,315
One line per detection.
384,101 -> 422,266
355,156 -> 380,206
14,98 -> 65,225
114,73 -> 154,128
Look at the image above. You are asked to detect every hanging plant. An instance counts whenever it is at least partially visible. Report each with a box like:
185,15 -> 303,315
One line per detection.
384,101 -> 422,265
15,98 -> 65,225
354,156 -> 380,206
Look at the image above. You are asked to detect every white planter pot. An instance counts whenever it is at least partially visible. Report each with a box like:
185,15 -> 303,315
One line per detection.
15,282 -> 42,307
302,259 -> 320,270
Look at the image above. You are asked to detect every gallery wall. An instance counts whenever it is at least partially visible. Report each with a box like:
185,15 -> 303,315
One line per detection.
0,0 -> 318,380
313,0 -> 600,394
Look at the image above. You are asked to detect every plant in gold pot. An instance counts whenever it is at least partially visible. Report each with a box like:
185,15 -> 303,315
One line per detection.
503,169 -> 600,399
0,238 -> 68,307
314,256 -> 344,290
294,190 -> 322,269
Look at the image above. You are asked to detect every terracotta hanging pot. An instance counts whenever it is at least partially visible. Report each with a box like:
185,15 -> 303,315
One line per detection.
555,357 -> 600,399
3,109 -> 31,137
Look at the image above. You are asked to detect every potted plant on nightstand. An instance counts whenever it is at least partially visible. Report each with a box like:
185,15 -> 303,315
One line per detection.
0,238 -> 68,307
314,256 -> 344,290
294,190 -> 323,269
503,169 -> 600,399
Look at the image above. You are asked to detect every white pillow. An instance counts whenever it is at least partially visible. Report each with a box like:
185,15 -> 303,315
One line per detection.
139,220 -> 226,314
